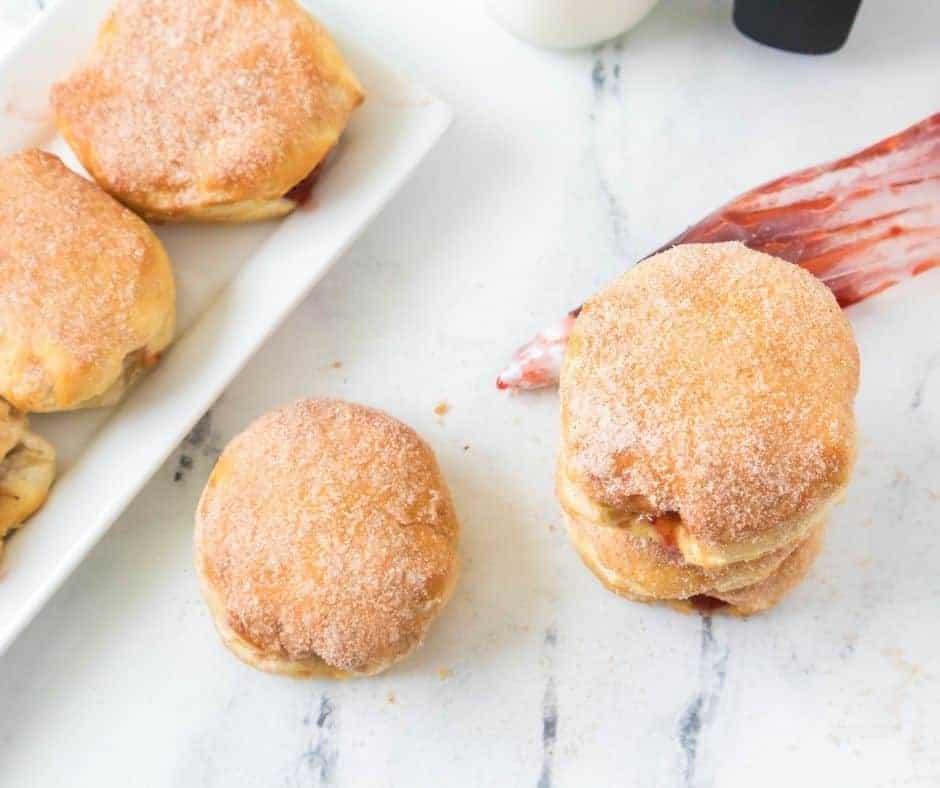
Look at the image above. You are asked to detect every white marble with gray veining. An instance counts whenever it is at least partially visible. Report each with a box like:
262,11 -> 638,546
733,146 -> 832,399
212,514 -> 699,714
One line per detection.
0,1 -> 938,786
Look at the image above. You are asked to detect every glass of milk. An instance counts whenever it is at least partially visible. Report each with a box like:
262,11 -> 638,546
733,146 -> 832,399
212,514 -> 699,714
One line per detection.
487,0 -> 662,49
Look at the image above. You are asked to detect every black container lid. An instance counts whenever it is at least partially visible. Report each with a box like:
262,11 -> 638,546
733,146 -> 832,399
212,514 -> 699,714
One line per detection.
733,0 -> 862,54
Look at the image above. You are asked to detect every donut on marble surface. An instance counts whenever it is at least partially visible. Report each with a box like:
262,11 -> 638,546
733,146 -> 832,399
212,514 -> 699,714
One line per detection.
558,242 -> 859,613
195,399 -> 460,677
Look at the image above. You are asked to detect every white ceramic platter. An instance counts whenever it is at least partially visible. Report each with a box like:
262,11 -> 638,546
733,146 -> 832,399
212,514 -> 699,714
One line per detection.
0,0 -> 452,654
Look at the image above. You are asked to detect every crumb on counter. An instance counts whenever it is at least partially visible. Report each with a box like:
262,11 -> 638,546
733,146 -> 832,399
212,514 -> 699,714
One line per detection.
437,667 -> 452,680
433,401 -> 450,418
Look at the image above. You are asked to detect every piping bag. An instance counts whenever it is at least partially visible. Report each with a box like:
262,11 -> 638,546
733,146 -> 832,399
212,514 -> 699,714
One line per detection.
497,112 -> 940,392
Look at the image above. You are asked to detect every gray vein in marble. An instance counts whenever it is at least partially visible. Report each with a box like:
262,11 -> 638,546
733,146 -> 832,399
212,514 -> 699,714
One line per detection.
537,626 -> 558,788
173,454 -> 194,483
301,694 -> 338,784
591,59 -> 606,91
677,616 -> 729,788
174,410 -> 224,482
910,351 -> 940,411
544,625 -> 557,648
589,40 -> 630,256
591,40 -> 623,94
184,411 -> 216,453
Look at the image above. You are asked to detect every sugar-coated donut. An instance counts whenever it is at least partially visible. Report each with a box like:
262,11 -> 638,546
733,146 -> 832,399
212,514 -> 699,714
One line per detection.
560,242 -> 858,569
51,0 -> 364,223
195,399 -> 460,677
558,242 -> 858,614
0,400 -> 56,560
0,150 -> 175,412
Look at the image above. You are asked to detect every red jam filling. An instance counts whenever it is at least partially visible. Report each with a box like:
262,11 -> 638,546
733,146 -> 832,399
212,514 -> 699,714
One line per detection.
284,163 -> 323,206
689,595 -> 728,613
645,512 -> 681,550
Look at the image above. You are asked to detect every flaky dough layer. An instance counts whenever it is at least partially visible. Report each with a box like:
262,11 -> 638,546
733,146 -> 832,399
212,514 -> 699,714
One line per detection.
568,509 -> 825,616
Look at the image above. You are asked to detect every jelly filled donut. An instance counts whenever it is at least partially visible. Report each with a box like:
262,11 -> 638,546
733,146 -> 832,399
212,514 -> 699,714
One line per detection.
558,242 -> 859,613
0,150 -> 174,412
51,0 -> 364,222
195,399 -> 460,676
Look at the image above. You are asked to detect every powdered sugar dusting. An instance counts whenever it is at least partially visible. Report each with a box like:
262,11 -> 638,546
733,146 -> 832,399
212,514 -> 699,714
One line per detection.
50,0 -> 363,213
195,399 -> 459,674
561,243 -> 859,547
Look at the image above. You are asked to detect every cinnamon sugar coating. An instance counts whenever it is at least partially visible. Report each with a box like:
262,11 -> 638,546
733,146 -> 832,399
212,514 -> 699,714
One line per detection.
0,150 -> 175,412
51,0 -> 364,222
195,399 -> 460,677
560,242 -> 858,558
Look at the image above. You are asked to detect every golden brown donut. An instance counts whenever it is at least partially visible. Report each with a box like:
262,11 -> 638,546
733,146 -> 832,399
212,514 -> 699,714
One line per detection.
195,399 -> 460,677
564,507 -> 815,604
0,150 -> 175,412
560,242 -> 859,569
0,400 -> 56,560
704,522 -> 826,615
51,0 -> 364,223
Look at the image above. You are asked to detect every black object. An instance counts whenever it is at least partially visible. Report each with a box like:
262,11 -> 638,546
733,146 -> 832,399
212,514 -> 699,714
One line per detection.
733,0 -> 862,54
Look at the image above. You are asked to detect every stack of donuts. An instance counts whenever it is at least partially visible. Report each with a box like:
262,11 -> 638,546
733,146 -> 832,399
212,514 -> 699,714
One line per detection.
558,243 -> 860,614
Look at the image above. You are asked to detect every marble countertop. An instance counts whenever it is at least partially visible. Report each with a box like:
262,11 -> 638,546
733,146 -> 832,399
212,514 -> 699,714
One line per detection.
1,1 -> 939,785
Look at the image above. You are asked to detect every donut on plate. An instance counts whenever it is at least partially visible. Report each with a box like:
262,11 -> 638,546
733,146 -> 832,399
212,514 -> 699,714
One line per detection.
51,0 -> 364,222
0,400 -> 55,560
0,150 -> 175,412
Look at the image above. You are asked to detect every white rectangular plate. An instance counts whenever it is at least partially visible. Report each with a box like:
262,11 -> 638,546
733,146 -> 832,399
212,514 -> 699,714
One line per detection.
0,0 -> 452,653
